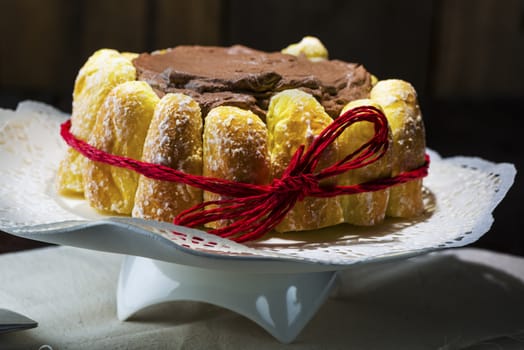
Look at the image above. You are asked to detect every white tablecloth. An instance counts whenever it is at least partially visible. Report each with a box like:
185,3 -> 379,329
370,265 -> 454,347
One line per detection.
1,246 -> 524,349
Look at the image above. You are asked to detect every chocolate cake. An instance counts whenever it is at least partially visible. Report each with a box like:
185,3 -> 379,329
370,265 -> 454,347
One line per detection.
132,45 -> 373,119
56,36 -> 426,234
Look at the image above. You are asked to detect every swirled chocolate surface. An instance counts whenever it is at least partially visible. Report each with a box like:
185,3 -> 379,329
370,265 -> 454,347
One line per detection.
133,45 -> 372,120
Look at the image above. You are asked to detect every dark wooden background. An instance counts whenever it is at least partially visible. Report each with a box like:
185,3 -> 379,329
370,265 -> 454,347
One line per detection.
1,0 -> 523,255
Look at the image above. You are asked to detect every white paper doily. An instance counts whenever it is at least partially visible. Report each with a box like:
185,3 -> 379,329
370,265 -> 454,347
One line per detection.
0,101 -> 516,272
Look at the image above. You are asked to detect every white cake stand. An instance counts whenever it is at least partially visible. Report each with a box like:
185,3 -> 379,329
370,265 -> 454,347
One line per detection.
117,255 -> 337,343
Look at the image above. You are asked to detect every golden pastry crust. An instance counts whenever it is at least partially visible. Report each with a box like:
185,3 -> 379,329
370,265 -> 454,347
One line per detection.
370,79 -> 426,217
267,89 -> 344,232
281,36 -> 328,61
84,81 -> 159,214
56,49 -> 136,195
338,99 -> 393,226
203,106 -> 270,228
133,93 -> 203,222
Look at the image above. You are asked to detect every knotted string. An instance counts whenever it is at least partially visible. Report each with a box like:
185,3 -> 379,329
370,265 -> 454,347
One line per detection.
60,105 -> 429,242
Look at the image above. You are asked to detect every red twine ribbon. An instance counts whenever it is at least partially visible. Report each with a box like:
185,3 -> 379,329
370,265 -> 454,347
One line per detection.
60,106 -> 430,242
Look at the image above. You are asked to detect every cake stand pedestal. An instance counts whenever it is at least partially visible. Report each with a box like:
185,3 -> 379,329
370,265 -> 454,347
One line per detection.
116,255 -> 338,343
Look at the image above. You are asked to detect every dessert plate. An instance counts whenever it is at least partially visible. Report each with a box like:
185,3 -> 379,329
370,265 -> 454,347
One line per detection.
0,101 -> 516,342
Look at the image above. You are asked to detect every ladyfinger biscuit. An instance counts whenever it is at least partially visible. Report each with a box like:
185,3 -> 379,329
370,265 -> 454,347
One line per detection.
56,49 -> 136,195
84,81 -> 159,215
203,106 -> 270,229
339,99 -> 393,225
267,89 -> 344,232
133,93 -> 203,222
370,79 -> 426,218
281,36 -> 328,61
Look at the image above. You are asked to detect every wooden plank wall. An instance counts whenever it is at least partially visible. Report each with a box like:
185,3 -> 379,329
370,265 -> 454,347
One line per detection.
0,0 -> 223,111
1,0 -> 523,112
431,0 -> 524,98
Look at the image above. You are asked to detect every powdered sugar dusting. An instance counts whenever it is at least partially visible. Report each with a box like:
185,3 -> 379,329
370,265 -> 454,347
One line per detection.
133,93 -> 203,222
204,107 -> 269,183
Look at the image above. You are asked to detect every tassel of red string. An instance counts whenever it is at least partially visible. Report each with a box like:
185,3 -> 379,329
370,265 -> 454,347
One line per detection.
60,106 -> 429,242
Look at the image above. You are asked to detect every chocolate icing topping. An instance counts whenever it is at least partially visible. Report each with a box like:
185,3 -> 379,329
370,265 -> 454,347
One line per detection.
133,45 -> 372,120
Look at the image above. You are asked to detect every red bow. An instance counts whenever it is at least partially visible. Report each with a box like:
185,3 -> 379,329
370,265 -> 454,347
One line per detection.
60,106 -> 429,242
